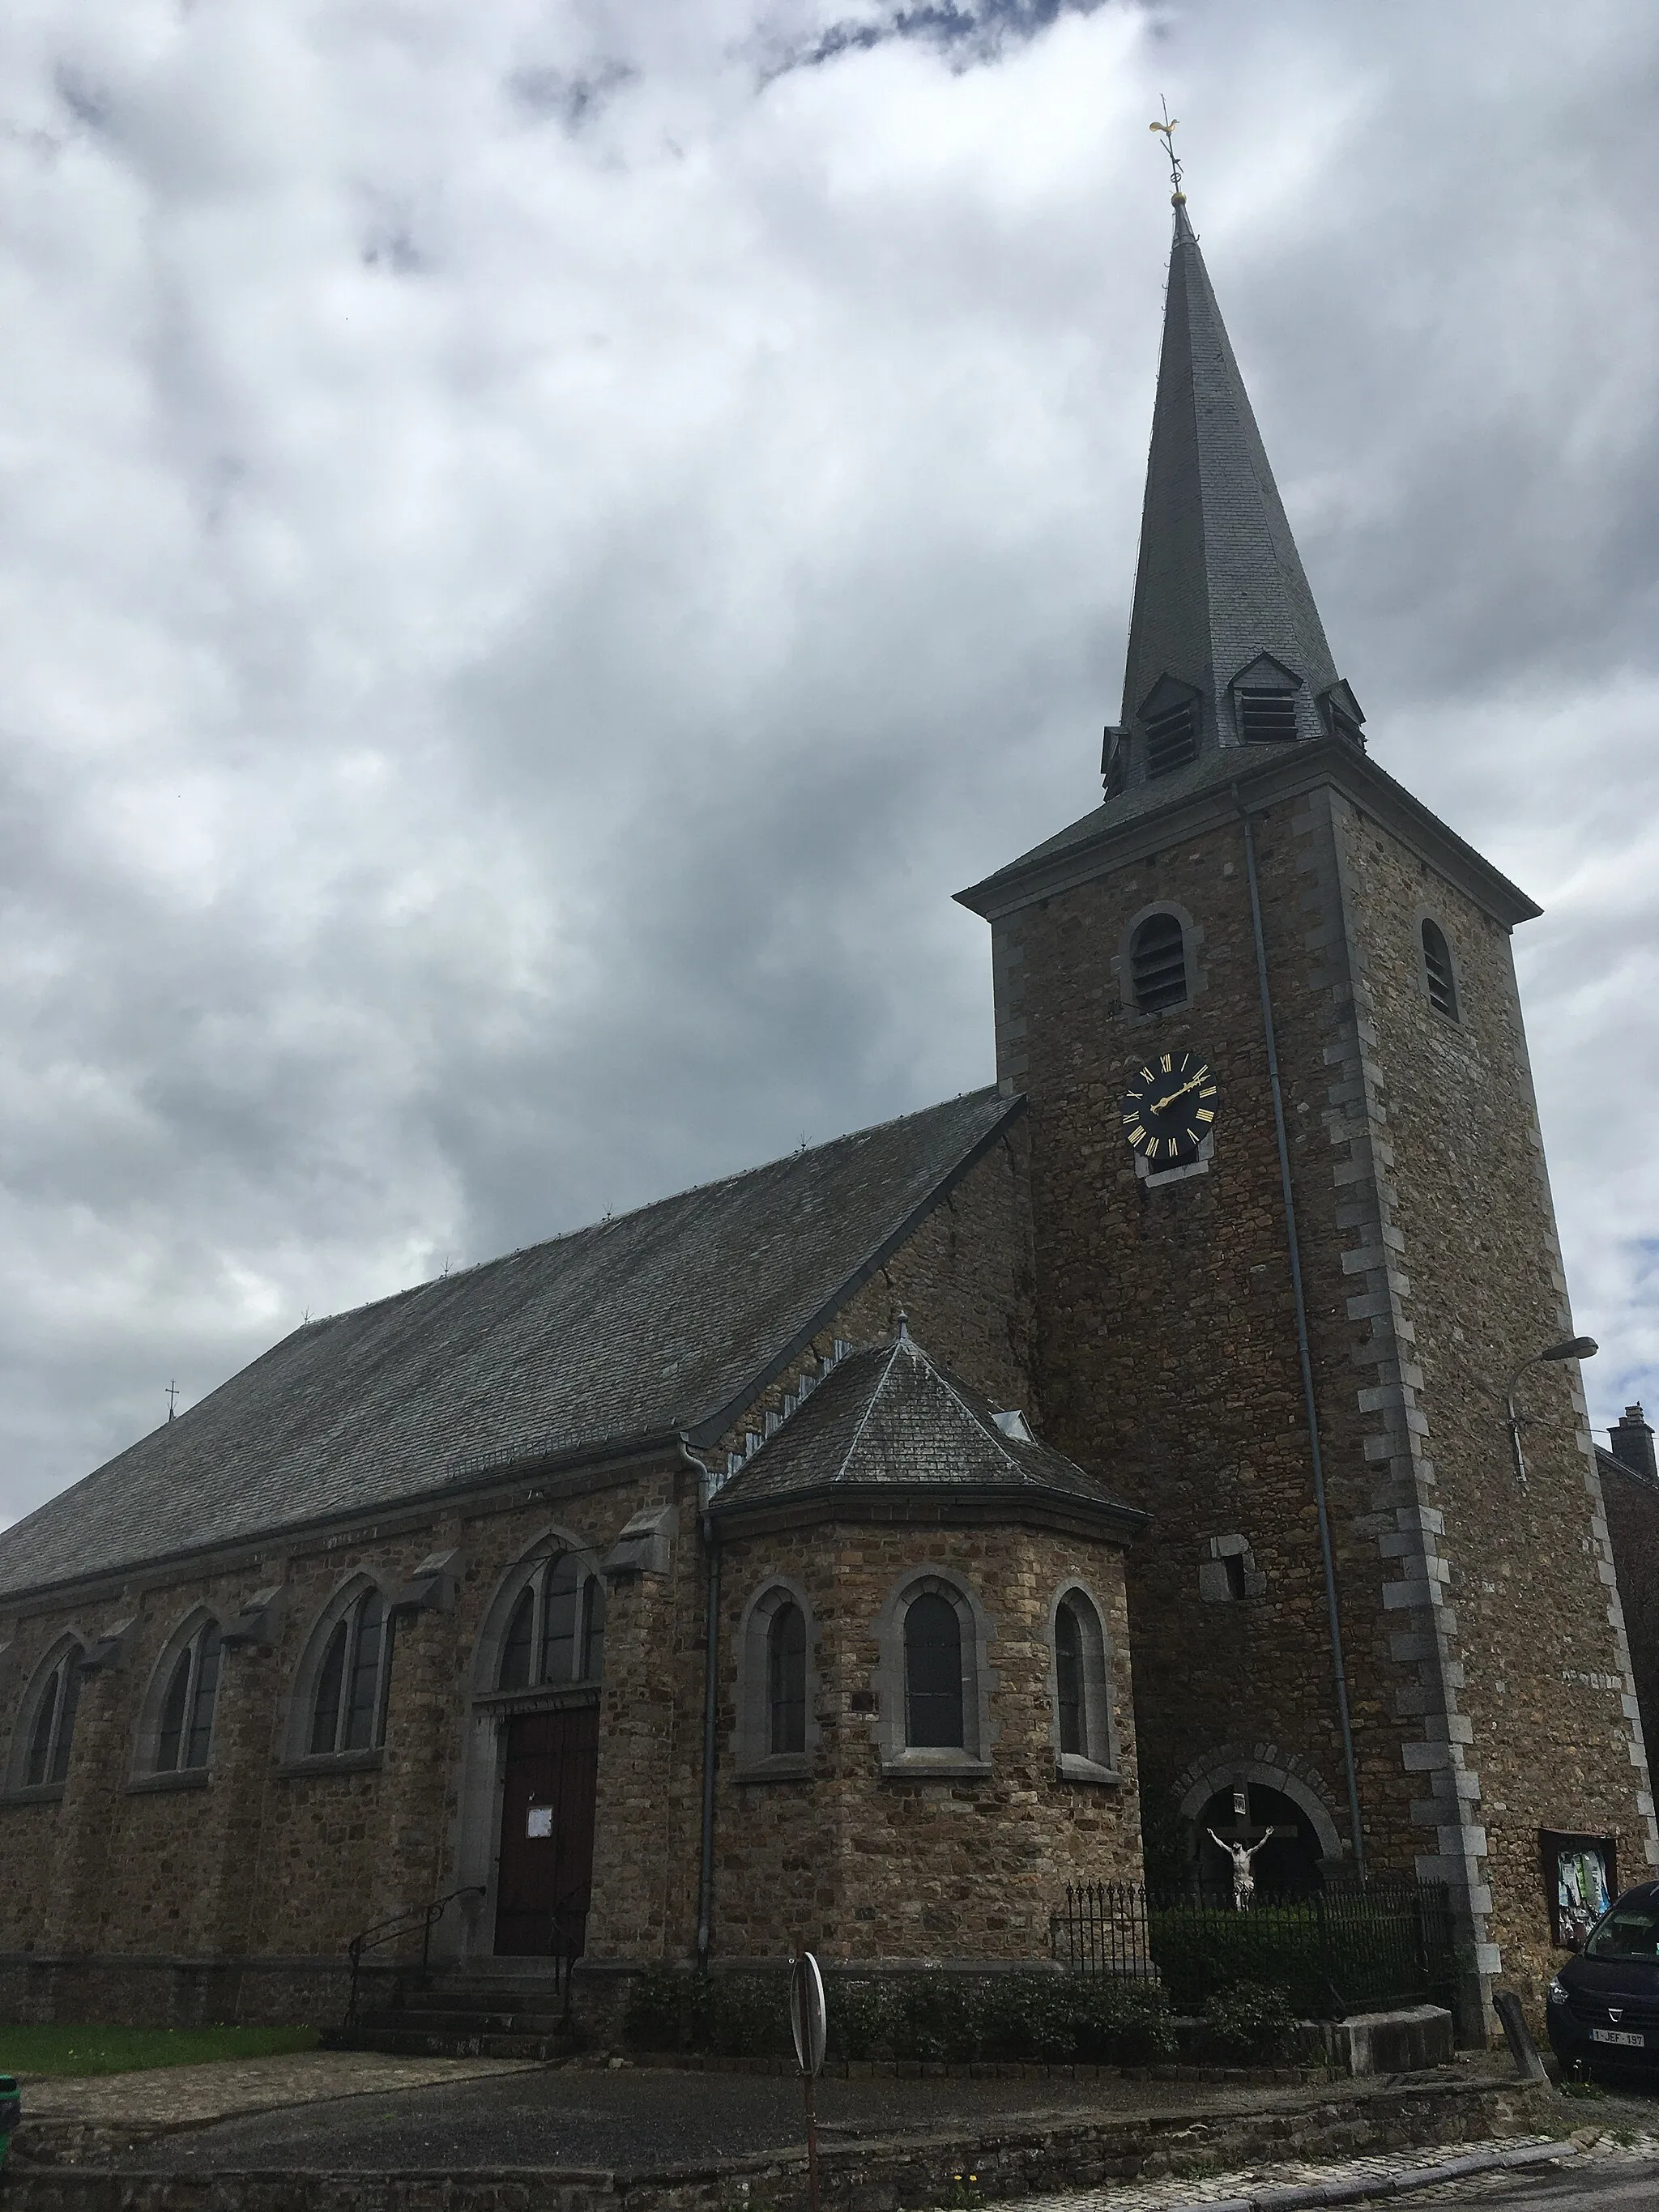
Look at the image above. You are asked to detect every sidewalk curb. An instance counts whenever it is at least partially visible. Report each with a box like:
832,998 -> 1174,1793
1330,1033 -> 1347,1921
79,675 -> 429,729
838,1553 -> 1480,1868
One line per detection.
1164,2136 -> 1577,2212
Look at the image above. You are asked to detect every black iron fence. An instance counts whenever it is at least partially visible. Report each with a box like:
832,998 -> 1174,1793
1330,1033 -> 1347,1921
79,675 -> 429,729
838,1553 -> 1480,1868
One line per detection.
1051,1877 -> 1457,2019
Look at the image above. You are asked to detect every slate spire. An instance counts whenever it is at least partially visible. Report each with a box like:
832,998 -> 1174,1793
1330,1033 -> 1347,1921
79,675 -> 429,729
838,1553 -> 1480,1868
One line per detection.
1110,196 -> 1360,792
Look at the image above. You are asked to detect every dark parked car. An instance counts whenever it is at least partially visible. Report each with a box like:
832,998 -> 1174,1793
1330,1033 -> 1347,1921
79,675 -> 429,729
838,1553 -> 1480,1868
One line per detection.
1546,1879 -> 1659,2072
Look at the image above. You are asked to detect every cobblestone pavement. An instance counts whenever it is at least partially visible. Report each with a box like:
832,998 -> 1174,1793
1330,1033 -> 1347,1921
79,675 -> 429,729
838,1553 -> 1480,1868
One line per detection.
982,2126 -> 1659,2211
16,2050 -> 535,2127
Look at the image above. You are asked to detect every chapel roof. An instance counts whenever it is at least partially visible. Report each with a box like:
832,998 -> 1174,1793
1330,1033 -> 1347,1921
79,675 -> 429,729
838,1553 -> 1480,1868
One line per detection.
711,1329 -> 1145,1538
0,1089 -> 1020,1601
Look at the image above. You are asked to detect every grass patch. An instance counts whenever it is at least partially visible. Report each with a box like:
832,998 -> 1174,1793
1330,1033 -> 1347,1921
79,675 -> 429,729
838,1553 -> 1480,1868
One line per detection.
0,2025 -> 320,2078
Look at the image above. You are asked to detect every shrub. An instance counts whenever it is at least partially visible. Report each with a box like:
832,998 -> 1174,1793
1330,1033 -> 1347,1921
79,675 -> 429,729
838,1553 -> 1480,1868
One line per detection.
1200,1980 -> 1298,2061
625,1970 -> 1176,2066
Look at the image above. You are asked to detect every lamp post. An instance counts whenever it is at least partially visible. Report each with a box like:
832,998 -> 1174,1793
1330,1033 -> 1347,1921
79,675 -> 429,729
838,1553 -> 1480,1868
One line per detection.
1505,1337 -> 1597,1486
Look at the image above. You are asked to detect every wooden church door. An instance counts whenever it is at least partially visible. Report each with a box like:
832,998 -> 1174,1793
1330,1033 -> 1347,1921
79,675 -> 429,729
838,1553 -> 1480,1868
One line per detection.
494,1704 -> 599,1958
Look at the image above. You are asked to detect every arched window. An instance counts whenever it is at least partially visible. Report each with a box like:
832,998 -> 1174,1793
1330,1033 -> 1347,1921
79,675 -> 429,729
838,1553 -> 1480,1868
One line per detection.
904,1592 -> 964,1750
155,1619 -> 223,1774
1055,1602 -> 1085,1756
1421,919 -> 1458,1021
1131,913 -> 1188,1014
497,1552 -> 607,1693
309,1587 -> 392,1756
767,1602 -> 807,1756
1051,1588 -> 1117,1779
23,1648 -> 83,1789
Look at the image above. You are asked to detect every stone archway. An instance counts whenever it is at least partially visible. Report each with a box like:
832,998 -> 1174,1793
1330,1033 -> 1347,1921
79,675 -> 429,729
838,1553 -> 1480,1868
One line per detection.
1174,1745 -> 1345,1899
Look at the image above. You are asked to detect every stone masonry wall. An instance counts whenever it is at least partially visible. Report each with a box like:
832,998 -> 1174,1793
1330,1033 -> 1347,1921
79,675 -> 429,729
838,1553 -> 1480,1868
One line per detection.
986,769 -> 1655,2027
1336,795 -> 1658,2001
706,1519 -> 1140,1965
0,1135 -> 1038,2018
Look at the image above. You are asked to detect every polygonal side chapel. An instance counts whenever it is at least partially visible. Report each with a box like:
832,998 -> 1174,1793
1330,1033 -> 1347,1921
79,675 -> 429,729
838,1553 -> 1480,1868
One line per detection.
1,190 -> 1650,2044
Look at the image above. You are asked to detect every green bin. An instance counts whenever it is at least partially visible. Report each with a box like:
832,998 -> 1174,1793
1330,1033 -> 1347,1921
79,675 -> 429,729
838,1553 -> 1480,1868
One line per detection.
0,2072 -> 18,2168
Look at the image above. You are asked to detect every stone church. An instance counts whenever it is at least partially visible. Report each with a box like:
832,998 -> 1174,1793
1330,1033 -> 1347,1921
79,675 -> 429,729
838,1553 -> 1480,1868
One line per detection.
2,189 -> 1653,2044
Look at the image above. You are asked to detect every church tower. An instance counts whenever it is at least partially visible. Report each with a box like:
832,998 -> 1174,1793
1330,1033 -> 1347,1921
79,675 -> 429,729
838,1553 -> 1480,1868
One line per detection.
958,188 -> 1657,2029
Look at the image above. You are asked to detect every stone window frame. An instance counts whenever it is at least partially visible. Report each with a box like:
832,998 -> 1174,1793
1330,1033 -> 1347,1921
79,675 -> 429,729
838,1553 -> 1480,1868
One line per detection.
735,1578 -> 819,1782
872,1568 -> 994,1780
282,1572 -> 395,1772
1112,900 -> 1208,1021
1047,1581 -> 1120,1785
4,1631 -> 87,1802
471,1526 -> 610,1706
130,1607 -> 224,1791
1197,1534 -> 1267,1604
1414,907 -> 1464,1025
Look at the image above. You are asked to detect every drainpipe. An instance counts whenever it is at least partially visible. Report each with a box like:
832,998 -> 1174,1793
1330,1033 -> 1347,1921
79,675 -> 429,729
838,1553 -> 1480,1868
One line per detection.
687,1441 -> 721,1971
1232,790 -> 1367,1881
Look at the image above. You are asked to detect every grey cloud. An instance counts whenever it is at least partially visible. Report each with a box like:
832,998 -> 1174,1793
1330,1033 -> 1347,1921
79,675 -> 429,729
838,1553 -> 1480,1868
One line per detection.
2,0 -> 1657,1526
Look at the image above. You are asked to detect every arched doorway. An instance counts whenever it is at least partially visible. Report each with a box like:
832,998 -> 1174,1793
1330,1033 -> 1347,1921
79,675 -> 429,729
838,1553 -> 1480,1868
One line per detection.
1191,1780 -> 1325,1899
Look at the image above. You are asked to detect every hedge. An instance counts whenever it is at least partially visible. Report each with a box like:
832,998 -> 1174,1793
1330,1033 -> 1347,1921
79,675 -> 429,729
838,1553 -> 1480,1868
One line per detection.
625,1969 -> 1178,2065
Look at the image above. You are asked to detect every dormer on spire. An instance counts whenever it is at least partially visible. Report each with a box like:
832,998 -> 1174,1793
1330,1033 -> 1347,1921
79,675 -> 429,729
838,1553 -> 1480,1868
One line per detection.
1111,190 -> 1363,798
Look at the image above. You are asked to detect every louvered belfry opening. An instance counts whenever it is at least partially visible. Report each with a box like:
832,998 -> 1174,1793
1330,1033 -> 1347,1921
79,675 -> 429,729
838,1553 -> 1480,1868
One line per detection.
1131,912 -> 1188,1013
1237,688 -> 1299,744
1422,921 -> 1458,1019
1143,695 -> 1198,778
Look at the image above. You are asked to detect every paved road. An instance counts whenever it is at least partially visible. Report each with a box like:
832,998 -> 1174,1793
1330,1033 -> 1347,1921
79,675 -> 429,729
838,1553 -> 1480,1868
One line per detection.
1410,2155 -> 1659,2204
124,2066 -> 1257,2175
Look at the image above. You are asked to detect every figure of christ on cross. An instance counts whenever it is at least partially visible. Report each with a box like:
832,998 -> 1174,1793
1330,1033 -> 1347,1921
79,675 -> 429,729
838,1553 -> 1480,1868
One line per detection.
1207,1826 -> 1277,1910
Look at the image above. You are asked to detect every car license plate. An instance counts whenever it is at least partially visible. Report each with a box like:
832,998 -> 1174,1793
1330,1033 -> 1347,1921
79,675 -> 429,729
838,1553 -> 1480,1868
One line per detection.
1591,2027 -> 1645,2048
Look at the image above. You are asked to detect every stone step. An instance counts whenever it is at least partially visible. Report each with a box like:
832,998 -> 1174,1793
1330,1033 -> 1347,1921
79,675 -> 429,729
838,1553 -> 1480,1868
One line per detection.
359,2006 -> 572,2036
340,2023 -> 578,2061
390,1984 -> 570,2014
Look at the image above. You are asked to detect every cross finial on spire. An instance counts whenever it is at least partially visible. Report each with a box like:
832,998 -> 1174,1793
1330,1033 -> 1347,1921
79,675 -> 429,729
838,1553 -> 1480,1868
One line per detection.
165,1379 -> 179,1421
1149,96 -> 1185,206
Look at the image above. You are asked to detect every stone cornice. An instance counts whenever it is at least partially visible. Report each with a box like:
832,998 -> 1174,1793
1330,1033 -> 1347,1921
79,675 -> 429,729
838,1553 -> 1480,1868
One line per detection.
955,739 -> 1541,932
710,1480 -> 1149,1546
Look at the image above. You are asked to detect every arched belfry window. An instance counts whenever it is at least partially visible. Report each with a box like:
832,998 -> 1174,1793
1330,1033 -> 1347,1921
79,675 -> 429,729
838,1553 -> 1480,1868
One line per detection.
1051,1587 -> 1117,1780
153,1618 -> 223,1775
306,1585 -> 393,1757
498,1551 -> 607,1693
1131,912 -> 1188,1014
18,1643 -> 83,1790
1422,919 -> 1459,1021
904,1592 -> 964,1749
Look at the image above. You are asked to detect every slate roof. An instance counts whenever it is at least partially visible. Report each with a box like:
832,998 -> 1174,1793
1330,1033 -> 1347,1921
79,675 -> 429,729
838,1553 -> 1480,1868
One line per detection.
1121,198 -> 1341,745
710,1331 -> 1145,1536
0,1090 -> 1021,1601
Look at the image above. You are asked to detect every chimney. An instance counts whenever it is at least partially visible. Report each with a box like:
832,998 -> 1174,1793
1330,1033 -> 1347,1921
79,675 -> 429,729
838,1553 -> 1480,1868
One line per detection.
1608,1405 -> 1658,1483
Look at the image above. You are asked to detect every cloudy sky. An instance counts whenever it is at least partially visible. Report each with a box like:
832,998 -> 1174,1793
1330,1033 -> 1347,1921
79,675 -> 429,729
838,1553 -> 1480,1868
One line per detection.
2,0 -> 1657,1527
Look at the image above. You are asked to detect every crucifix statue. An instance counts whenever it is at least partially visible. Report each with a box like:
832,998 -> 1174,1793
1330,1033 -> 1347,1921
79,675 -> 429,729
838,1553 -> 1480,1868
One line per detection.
1207,1826 -> 1277,1910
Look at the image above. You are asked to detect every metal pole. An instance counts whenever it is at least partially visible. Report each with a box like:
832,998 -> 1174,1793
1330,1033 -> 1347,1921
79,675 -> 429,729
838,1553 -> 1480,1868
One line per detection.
804,2065 -> 821,2212
1235,795 -> 1367,1880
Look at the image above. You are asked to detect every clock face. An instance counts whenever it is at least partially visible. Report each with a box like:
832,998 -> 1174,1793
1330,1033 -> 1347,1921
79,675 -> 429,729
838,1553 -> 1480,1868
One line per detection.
1122,1051 -> 1218,1167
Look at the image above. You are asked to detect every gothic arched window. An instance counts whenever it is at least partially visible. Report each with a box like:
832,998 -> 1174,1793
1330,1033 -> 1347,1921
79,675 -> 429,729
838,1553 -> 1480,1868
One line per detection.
497,1553 -> 607,1693
767,1601 -> 807,1757
1130,912 -> 1188,1013
904,1592 -> 964,1750
155,1619 -> 223,1774
1051,1587 -> 1117,1779
309,1586 -> 393,1756
21,1647 -> 83,1789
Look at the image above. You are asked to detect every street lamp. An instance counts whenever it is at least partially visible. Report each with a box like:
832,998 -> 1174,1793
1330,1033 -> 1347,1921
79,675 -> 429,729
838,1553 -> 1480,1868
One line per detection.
1506,1336 -> 1598,1486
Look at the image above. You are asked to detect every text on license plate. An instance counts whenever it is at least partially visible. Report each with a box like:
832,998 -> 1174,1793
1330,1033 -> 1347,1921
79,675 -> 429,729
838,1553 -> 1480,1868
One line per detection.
1591,2027 -> 1645,2048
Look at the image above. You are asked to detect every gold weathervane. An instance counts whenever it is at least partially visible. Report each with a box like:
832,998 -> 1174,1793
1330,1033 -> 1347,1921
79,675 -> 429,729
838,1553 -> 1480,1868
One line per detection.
1149,97 -> 1185,206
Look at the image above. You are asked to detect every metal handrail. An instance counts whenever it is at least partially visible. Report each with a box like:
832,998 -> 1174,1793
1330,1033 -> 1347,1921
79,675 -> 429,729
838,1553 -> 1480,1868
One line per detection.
344,1884 -> 486,2030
